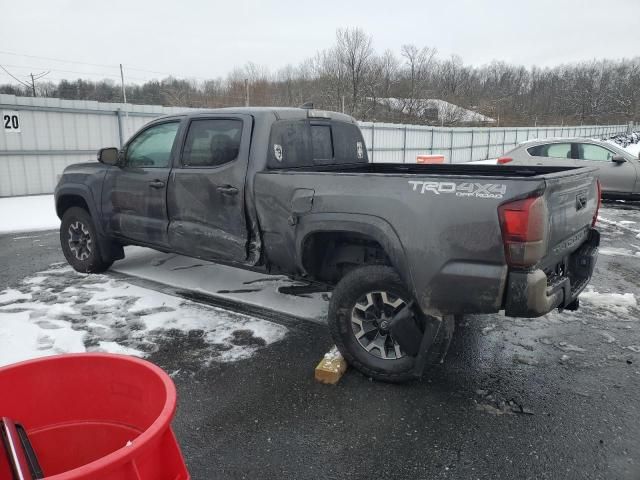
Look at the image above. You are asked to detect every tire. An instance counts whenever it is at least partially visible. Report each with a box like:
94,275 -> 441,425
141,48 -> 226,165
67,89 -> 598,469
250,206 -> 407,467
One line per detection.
328,265 -> 450,383
60,207 -> 113,273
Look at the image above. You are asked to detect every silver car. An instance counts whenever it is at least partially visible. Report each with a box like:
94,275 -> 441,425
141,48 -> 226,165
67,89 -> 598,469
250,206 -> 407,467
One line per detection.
501,138 -> 640,199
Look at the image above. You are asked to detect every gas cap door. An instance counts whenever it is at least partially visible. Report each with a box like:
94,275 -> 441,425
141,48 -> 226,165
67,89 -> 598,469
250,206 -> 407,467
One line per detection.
291,188 -> 315,214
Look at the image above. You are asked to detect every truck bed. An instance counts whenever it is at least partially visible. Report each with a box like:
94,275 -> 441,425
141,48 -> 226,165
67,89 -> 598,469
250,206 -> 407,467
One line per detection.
254,162 -> 599,317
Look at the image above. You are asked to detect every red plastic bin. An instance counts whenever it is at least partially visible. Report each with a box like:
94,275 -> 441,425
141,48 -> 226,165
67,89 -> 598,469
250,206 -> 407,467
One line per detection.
0,353 -> 189,479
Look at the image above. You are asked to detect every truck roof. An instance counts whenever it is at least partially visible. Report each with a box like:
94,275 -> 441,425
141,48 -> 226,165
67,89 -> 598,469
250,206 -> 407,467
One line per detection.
156,107 -> 357,124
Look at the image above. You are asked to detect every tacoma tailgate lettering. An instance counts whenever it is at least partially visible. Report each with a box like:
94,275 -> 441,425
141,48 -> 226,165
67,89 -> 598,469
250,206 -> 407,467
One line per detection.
409,180 -> 507,199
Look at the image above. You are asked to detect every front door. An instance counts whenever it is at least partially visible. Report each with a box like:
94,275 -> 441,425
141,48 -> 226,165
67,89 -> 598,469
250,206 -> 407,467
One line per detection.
167,114 -> 252,263
102,120 -> 181,247
573,142 -> 638,194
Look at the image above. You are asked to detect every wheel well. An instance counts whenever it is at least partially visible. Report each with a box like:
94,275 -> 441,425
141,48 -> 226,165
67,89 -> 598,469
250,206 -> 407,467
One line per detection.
301,232 -> 391,284
56,195 -> 90,219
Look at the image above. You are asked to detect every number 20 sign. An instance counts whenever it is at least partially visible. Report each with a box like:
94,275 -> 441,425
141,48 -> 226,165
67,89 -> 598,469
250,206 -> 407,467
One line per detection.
2,111 -> 21,133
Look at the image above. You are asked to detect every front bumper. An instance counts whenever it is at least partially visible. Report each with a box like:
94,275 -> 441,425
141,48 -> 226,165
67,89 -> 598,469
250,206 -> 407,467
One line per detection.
504,229 -> 599,318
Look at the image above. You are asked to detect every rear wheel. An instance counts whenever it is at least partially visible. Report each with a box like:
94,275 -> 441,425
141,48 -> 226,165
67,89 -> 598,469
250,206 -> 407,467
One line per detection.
60,207 -> 113,273
328,265 -> 450,383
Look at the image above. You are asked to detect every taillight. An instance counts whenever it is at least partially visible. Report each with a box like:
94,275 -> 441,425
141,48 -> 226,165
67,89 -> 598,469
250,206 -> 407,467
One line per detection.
498,194 -> 548,267
592,180 -> 601,227
497,157 -> 513,165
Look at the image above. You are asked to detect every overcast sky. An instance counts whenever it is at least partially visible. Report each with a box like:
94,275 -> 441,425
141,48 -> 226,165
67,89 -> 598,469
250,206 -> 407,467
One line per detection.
1,0 -> 639,85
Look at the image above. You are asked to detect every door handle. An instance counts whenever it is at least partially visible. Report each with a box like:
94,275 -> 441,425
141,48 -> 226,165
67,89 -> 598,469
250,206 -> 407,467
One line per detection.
217,185 -> 239,195
149,180 -> 166,189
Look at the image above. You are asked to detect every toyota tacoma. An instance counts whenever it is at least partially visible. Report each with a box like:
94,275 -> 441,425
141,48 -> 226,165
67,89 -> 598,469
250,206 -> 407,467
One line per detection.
54,107 -> 600,382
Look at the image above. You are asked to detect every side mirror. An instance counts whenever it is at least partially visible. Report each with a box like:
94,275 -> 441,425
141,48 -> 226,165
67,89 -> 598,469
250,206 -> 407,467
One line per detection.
97,147 -> 119,166
611,155 -> 627,164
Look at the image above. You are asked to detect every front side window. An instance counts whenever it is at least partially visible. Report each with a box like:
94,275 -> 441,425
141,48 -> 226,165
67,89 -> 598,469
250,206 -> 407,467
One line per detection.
576,143 -> 615,162
126,122 -> 179,168
182,119 -> 243,167
527,143 -> 572,159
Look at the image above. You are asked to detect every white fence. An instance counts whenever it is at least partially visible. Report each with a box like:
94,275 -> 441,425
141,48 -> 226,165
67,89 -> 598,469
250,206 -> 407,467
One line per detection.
0,95 -> 197,197
0,94 -> 630,197
360,122 -> 630,163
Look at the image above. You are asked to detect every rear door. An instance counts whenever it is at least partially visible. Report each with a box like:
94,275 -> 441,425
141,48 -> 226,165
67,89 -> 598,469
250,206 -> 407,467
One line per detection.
167,114 -> 252,262
102,120 -> 181,247
573,142 -> 638,194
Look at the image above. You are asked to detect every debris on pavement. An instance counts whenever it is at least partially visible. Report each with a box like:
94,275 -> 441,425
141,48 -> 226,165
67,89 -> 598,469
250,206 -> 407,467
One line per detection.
557,342 -> 586,353
513,354 -> 539,366
315,346 -> 348,384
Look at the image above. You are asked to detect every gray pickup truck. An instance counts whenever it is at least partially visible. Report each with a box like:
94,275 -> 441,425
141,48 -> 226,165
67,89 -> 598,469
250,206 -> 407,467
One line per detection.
55,107 -> 600,382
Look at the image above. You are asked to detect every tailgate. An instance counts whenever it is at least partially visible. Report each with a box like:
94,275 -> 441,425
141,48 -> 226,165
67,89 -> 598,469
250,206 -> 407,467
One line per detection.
541,167 -> 598,267
503,166 -> 600,317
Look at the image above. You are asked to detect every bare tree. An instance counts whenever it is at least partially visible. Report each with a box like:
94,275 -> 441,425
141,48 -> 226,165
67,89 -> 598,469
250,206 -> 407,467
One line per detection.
400,44 -> 436,114
335,27 -> 374,115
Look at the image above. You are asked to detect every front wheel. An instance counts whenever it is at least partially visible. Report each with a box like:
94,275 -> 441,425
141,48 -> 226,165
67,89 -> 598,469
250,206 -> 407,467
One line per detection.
60,207 -> 113,273
328,265 -> 450,383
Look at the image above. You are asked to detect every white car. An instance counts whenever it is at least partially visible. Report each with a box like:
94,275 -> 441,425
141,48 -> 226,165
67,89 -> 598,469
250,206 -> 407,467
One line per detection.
498,138 -> 640,199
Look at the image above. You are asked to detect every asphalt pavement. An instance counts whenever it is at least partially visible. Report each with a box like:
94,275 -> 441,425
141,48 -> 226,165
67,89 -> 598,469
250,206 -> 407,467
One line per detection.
1,202 -> 639,480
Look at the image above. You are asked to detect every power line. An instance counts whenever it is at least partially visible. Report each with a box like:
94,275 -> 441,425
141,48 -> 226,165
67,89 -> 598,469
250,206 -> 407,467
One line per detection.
0,65 -> 51,96
0,64 -> 31,88
0,49 -> 118,69
0,62 -> 152,82
0,50 -> 213,82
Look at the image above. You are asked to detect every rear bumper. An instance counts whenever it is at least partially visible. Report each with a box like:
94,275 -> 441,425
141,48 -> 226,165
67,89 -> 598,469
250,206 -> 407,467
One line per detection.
504,228 -> 599,318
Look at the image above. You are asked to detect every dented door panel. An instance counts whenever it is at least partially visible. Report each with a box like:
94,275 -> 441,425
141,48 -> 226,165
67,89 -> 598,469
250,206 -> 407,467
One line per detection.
167,114 -> 253,263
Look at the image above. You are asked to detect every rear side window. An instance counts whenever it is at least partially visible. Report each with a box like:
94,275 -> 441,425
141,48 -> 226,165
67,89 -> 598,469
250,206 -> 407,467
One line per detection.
527,143 -> 572,159
182,119 -> 242,167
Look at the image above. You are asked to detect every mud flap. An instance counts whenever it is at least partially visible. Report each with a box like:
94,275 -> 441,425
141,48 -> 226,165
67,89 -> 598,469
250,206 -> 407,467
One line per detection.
389,304 -> 456,378
98,233 -> 124,263
410,316 -> 444,378
388,302 -> 423,356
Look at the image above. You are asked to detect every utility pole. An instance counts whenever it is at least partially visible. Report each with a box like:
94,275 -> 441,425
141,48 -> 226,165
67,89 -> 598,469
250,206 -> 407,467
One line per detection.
0,65 -> 48,96
244,78 -> 249,107
120,64 -> 127,103
28,71 -> 49,97
341,95 -> 345,113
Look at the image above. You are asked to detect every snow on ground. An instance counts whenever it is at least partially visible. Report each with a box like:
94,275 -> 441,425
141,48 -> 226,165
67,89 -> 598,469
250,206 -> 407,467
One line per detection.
375,97 -> 496,123
113,246 -> 329,322
0,264 -> 287,367
599,247 -> 640,258
608,131 -> 640,157
623,142 -> 640,157
467,159 -> 498,165
579,289 -> 638,316
0,194 -> 59,234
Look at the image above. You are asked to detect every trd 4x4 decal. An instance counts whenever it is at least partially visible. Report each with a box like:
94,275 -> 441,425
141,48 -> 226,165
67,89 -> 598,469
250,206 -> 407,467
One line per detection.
408,180 -> 507,199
